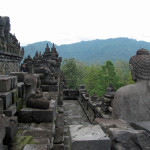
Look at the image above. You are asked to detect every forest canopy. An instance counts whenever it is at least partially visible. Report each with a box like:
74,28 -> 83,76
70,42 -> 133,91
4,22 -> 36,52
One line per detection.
61,58 -> 134,97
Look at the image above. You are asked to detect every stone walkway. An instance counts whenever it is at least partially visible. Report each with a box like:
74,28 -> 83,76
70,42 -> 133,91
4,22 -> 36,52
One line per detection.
63,100 -> 90,150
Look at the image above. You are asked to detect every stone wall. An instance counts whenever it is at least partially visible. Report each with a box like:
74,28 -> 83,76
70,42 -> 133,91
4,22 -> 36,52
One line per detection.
0,16 -> 24,75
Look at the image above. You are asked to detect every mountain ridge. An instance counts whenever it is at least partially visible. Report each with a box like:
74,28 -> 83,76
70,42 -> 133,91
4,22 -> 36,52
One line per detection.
23,38 -> 150,64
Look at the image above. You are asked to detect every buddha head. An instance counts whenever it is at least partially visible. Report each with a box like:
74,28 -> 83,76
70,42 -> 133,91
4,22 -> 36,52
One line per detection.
129,48 -> 150,81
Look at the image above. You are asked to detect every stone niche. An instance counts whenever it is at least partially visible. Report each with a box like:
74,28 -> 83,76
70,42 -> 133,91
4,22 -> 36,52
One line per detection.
0,16 -> 24,75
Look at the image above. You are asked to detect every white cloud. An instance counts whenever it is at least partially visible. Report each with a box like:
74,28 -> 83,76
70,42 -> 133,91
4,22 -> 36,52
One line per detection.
1,0 -> 150,46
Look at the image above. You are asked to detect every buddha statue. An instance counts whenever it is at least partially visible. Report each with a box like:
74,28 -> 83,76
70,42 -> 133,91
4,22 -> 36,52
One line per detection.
24,74 -> 50,109
112,48 -> 150,122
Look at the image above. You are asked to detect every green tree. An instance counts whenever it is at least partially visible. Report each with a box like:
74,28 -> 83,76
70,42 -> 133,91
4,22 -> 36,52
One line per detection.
61,58 -> 78,89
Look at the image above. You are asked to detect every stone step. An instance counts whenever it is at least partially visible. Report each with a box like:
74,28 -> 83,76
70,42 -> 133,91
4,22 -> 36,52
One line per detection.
18,107 -> 55,123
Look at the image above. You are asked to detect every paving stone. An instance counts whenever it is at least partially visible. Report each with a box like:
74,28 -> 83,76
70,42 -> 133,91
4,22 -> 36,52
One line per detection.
29,123 -> 53,131
3,105 -> 16,117
132,121 -> 150,134
3,116 -> 18,145
0,76 -> 11,92
52,143 -> 64,150
69,124 -> 111,150
0,91 -> 12,110
54,127 -> 64,144
0,98 -> 3,114
23,144 -> 48,150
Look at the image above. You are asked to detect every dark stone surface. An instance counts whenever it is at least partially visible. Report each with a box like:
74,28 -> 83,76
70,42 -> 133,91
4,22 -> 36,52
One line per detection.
3,116 -> 18,145
52,144 -> 64,150
0,91 -> 12,110
10,72 -> 27,82
0,98 -> 3,114
41,85 -> 58,91
0,76 -> 11,92
56,114 -> 64,128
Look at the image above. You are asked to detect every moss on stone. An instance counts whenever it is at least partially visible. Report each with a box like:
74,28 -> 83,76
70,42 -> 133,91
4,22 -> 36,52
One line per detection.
12,135 -> 36,150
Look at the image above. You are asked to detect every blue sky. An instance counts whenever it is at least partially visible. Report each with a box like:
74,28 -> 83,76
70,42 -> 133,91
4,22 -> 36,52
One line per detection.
1,0 -> 150,46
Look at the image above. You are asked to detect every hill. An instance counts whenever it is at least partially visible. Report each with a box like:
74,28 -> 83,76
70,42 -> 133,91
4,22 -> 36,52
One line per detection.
23,38 -> 150,64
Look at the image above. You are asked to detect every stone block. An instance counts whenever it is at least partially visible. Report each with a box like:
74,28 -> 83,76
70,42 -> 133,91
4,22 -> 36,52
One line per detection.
95,118 -> 131,134
56,114 -> 64,128
10,76 -> 18,89
16,98 -> 23,112
0,91 -> 12,110
32,107 -> 54,123
23,144 -> 48,150
58,96 -> 63,106
0,76 -> 11,92
0,115 -> 6,143
0,98 -> 3,114
18,108 -> 33,123
17,82 -> 24,98
3,105 -> 16,117
22,129 -> 52,139
12,88 -> 18,104
10,72 -> 28,82
69,125 -> 111,150
3,116 -> 18,145
50,99 -> 57,120
52,144 -> 64,150
54,127 -> 64,144
41,85 -> 58,91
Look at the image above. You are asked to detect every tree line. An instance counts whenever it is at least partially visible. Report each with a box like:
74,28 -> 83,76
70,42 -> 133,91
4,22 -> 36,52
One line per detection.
61,58 -> 134,97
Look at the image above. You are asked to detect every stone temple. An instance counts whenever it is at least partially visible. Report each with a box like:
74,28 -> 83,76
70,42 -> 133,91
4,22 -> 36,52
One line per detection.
0,16 -> 150,150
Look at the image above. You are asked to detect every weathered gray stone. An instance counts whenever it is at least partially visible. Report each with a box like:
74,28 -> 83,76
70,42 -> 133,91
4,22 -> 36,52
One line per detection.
54,127 -> 64,144
108,127 -> 150,150
32,107 -> 54,123
17,82 -> 24,98
3,105 -> 16,117
0,98 -> 3,114
95,118 -> 131,134
11,88 -> 18,104
0,91 -> 12,110
10,76 -> 18,89
3,116 -> 18,145
56,114 -> 64,128
23,144 -> 48,150
132,121 -> 150,134
0,115 -> 5,143
16,98 -> 23,112
0,76 -> 11,92
22,130 -> 51,139
57,106 -> 64,113
10,72 -> 27,82
70,125 -> 111,150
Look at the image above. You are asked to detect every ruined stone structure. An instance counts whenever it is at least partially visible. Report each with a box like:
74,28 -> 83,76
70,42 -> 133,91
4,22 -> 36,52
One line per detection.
1,16 -> 150,150
0,16 -> 24,75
